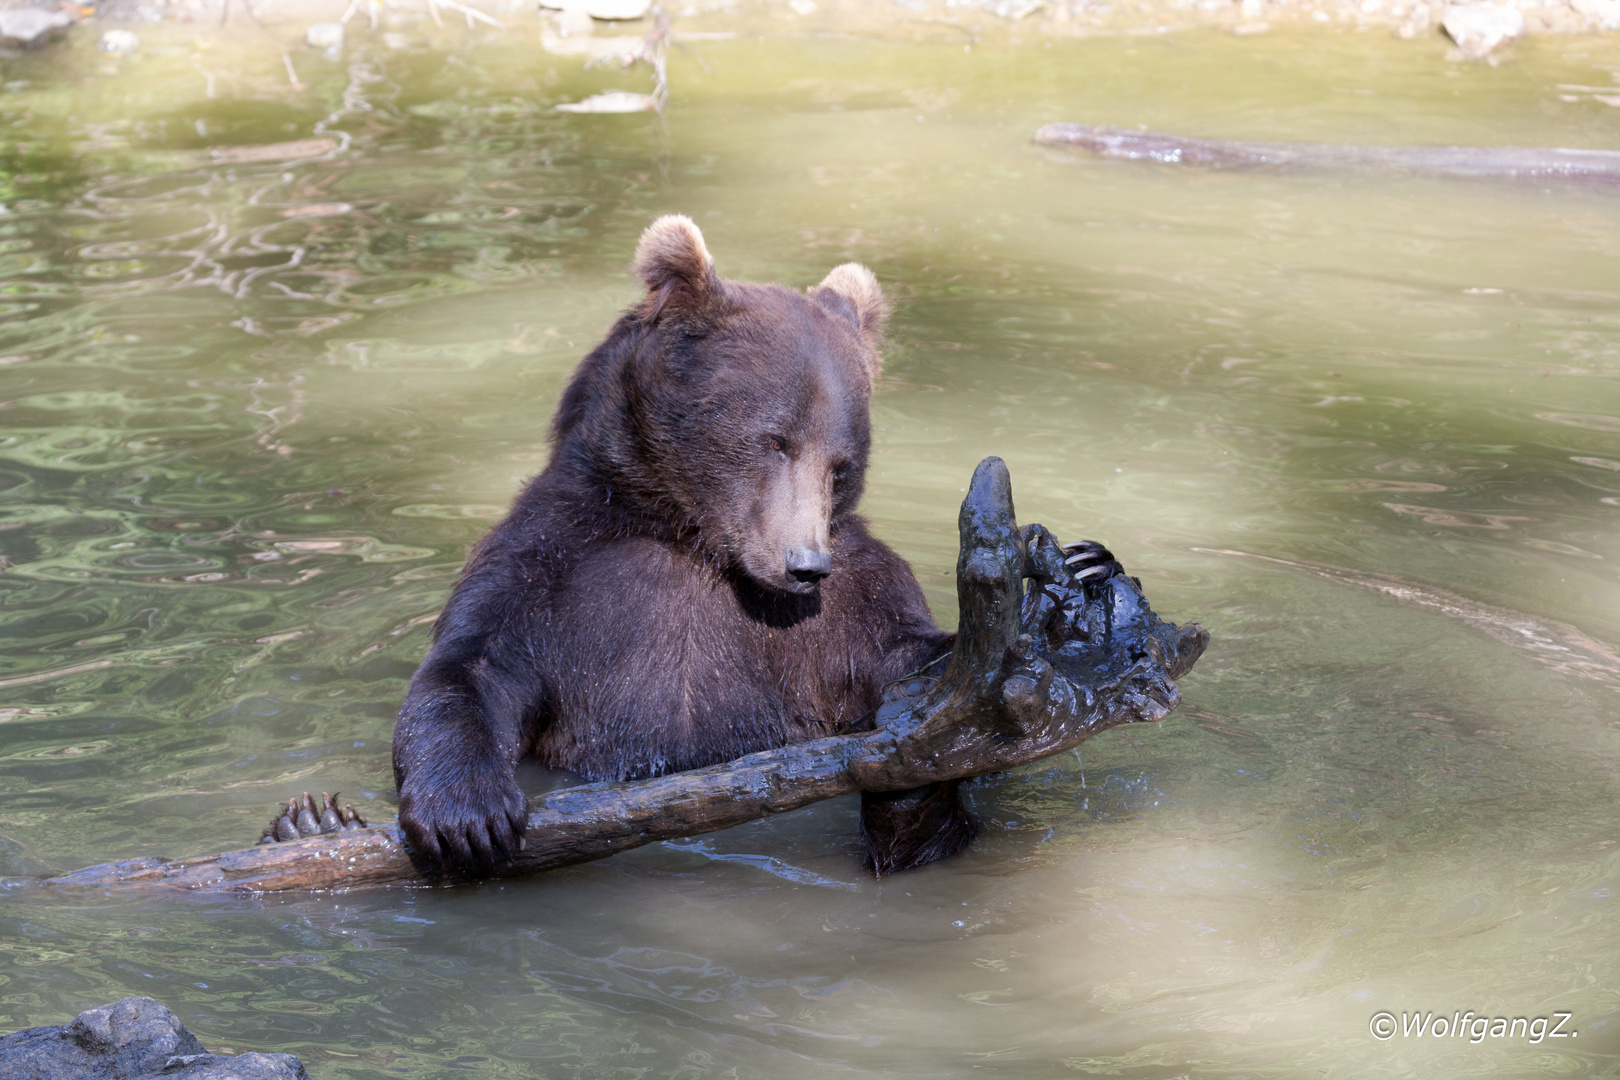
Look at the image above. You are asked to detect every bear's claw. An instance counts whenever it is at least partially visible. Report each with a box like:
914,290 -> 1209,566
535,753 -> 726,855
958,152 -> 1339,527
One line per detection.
257,792 -> 368,844
1059,539 -> 1125,590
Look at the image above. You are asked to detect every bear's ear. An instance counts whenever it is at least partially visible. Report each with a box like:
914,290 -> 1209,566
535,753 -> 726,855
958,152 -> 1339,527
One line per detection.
811,262 -> 891,342
633,214 -> 723,321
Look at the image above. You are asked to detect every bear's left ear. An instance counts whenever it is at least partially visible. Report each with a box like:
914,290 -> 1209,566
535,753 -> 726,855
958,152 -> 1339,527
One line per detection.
811,263 -> 891,343
633,214 -> 724,323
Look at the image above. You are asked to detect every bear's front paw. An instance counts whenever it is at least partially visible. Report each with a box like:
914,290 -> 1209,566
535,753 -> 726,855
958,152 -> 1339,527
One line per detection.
397,768 -> 529,871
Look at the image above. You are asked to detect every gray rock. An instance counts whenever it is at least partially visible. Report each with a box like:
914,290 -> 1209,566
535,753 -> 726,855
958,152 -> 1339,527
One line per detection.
99,29 -> 141,53
1395,2 -> 1432,37
988,0 -> 1045,15
305,21 -> 344,53
538,0 -> 653,16
0,997 -> 311,1080
1441,1 -> 1524,57
0,8 -> 72,49
1570,0 -> 1620,29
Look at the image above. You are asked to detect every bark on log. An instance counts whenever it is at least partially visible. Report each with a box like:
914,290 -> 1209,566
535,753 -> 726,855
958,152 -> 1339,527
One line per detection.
43,457 -> 1208,895
1034,122 -> 1620,184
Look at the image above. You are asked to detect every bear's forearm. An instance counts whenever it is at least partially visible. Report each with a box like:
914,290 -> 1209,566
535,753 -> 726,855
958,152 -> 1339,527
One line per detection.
392,658 -> 533,784
389,649 -> 537,866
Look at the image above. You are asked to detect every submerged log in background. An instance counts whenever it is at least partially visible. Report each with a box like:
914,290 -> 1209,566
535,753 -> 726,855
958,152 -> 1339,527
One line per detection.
45,457 -> 1207,895
1035,122 -> 1620,184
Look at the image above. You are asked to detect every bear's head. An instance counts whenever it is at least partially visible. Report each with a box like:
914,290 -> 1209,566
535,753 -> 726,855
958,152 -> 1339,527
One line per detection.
552,215 -> 891,597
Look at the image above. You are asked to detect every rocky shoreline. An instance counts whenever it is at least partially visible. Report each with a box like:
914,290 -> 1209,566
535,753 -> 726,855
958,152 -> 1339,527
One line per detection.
0,0 -> 1613,62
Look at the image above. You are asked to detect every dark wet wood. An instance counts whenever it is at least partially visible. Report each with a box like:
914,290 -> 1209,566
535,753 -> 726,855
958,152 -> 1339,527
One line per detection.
45,457 -> 1208,895
1034,122 -> 1620,184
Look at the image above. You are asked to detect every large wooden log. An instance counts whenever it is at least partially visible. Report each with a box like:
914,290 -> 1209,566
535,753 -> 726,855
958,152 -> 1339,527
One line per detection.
1034,122 -> 1620,184
44,457 -> 1207,895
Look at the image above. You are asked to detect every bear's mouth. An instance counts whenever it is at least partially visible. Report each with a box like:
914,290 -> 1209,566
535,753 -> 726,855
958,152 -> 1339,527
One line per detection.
731,565 -> 828,627
780,576 -> 823,596
736,550 -> 829,599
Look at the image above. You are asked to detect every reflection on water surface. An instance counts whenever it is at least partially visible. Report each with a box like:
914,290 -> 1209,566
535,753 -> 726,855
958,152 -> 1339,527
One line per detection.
1,21 -> 1619,1079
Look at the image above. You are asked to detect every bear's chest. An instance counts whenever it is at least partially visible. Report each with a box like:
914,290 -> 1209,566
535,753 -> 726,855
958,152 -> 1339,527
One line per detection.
529,539 -> 875,780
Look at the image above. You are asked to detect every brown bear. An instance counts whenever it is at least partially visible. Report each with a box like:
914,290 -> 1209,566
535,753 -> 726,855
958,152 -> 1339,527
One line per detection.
391,215 -> 964,871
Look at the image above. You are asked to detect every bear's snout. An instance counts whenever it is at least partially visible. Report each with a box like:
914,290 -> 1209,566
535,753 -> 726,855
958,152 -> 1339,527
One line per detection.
786,546 -> 833,588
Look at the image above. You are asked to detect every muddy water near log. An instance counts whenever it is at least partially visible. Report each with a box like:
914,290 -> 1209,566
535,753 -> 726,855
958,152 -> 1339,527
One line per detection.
2,22 -> 1620,1078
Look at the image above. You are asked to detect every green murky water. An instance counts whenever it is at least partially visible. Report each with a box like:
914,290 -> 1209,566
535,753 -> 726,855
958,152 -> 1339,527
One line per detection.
2,20 -> 1620,1078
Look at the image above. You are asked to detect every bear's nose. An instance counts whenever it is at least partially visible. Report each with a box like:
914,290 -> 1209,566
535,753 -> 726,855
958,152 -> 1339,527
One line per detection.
786,548 -> 832,585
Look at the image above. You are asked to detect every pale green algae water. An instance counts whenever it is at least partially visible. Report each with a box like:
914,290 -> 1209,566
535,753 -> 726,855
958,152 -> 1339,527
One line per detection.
1,20 -> 1620,1078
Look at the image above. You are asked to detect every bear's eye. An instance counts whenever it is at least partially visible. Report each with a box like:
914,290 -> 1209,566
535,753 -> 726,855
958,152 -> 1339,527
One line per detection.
767,436 -> 787,455
831,461 -> 851,480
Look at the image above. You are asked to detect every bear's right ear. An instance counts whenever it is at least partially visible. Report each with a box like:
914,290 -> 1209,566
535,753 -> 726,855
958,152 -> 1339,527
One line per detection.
810,262 -> 890,342
633,214 -> 723,322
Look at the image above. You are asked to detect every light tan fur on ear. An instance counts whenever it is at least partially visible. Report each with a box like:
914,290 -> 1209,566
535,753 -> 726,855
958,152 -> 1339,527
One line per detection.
812,263 -> 891,342
632,215 -> 721,319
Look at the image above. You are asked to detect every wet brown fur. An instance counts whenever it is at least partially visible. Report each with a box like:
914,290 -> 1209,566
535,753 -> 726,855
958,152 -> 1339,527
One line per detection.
391,217 -> 954,869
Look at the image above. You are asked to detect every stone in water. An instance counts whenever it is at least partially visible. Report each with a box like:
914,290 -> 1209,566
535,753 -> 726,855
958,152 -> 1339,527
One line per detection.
0,9 -> 71,48
306,21 -> 344,53
555,91 -> 657,113
1441,2 -> 1524,58
98,29 -> 139,53
0,996 -> 311,1080
989,0 -> 1045,16
1570,0 -> 1620,29
539,0 -> 653,17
